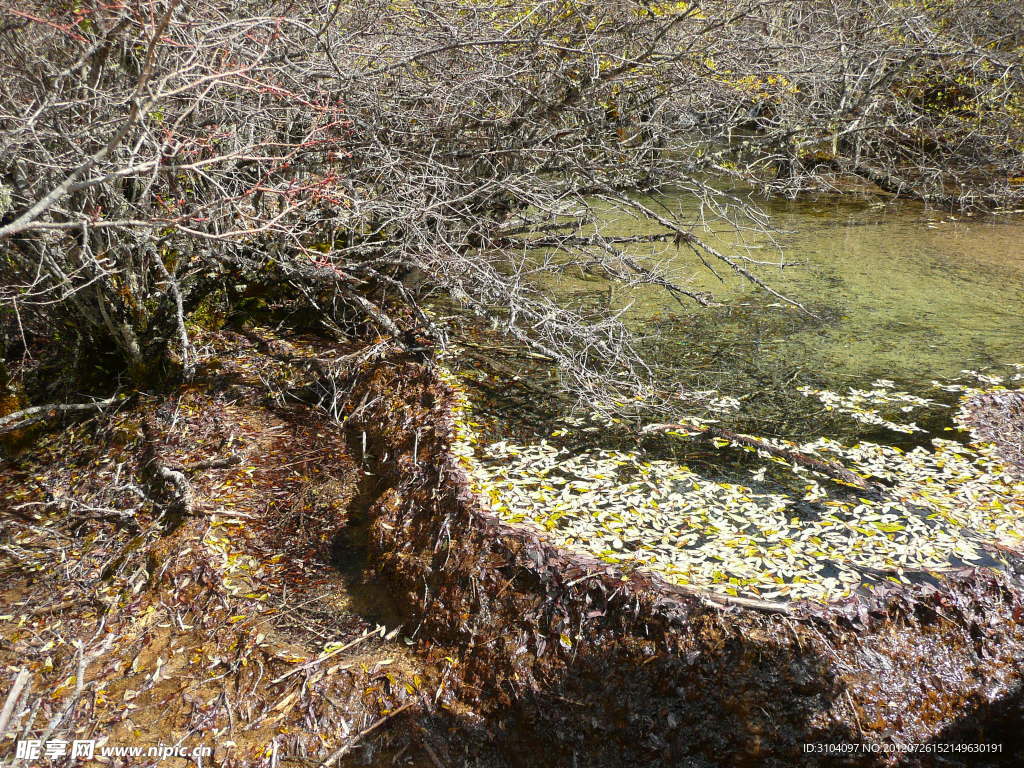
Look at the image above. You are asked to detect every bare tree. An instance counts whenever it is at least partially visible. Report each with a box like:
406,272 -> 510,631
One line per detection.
688,0 -> 1024,209
2,0 -> 1020,417
1,1 -> 353,383
1,0 -> 788,405
281,0 -> 816,404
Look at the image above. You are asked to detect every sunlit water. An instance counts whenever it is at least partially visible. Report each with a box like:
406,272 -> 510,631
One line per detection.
551,195 -> 1024,388
453,196 -> 1024,603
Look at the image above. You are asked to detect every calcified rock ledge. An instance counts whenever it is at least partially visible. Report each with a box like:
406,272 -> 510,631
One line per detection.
340,353 -> 1024,767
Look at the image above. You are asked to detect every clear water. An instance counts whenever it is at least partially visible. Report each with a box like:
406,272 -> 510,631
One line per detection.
552,194 -> 1024,389
464,196 -> 1024,603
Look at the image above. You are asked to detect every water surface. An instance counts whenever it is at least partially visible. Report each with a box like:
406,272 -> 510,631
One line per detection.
558,195 -> 1024,389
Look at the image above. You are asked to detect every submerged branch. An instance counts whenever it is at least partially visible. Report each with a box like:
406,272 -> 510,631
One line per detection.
642,421 -> 876,493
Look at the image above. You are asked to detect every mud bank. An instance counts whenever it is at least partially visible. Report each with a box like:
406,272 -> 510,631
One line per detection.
341,355 -> 1024,767
0,336 -> 441,768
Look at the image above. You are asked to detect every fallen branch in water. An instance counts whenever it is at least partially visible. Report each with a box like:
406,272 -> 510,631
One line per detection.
642,422 -> 877,493
683,584 -> 793,614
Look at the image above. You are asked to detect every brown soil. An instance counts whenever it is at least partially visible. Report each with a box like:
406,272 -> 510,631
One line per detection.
0,331 -> 448,767
3,330 -> 1024,768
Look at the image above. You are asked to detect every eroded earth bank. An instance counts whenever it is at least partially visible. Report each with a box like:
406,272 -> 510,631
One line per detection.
2,329 -> 1024,768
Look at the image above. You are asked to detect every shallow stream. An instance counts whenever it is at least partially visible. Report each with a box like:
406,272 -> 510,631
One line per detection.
558,193 -> 1024,395
455,194 -> 1024,603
